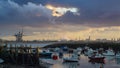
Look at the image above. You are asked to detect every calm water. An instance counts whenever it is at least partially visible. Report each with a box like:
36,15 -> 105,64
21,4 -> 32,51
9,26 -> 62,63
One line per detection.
7,42 -> 53,48
50,55 -> 120,68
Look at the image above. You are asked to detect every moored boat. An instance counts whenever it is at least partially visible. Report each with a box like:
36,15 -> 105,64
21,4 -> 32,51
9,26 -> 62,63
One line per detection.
88,55 -> 105,64
0,58 -> 4,63
88,51 -> 105,61
103,48 -> 115,56
115,53 -> 120,58
63,54 -> 79,62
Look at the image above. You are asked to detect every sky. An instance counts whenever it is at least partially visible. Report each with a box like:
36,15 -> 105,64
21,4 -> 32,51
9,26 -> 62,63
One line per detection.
0,0 -> 120,41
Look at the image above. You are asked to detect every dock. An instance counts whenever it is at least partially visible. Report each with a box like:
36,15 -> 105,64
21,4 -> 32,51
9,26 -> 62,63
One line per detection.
0,43 -> 43,67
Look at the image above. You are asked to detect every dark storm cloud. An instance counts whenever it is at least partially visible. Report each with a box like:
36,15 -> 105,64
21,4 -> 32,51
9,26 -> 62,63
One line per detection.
11,0 -> 48,5
0,0 -> 53,27
0,0 -> 120,27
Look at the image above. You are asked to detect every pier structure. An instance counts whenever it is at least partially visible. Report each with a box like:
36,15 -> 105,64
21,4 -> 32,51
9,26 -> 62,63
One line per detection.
0,43 -> 41,66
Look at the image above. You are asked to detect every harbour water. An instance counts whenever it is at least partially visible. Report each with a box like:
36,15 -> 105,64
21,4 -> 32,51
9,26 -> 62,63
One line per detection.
1,55 -> 120,68
1,43 -> 120,68
49,55 -> 120,68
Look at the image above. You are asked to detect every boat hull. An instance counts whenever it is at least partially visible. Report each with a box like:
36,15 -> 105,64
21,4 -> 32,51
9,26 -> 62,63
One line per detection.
88,57 -> 105,63
89,57 -> 105,60
63,58 -> 78,62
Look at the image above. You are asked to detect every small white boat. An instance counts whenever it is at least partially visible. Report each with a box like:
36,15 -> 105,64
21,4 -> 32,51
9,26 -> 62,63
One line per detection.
103,49 -> 115,56
76,47 -> 82,52
63,54 -> 79,62
84,48 -> 93,56
76,47 -> 82,56
0,59 -> 4,63
115,53 -> 120,58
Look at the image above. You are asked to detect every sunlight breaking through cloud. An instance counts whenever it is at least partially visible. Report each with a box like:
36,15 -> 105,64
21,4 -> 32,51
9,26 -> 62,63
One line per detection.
45,4 -> 80,17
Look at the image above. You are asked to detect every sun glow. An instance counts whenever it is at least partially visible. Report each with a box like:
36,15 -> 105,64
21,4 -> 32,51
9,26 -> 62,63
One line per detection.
45,4 -> 80,17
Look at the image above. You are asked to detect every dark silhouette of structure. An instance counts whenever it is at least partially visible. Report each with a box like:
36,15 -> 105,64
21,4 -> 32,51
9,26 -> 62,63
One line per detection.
14,30 -> 23,42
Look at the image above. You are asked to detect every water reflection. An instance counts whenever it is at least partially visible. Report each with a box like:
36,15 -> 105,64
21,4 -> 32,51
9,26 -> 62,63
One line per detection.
50,62 -> 79,68
91,63 -> 104,68
115,58 -> 120,64
89,59 -> 105,64
50,55 -> 120,68
63,62 -> 79,68
105,56 -> 115,61
88,60 -> 104,68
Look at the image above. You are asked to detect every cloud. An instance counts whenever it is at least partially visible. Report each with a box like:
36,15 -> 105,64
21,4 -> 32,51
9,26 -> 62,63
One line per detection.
0,0 -> 53,25
12,0 -> 48,5
0,0 -> 80,26
46,4 -> 80,17
47,0 -> 120,27
0,0 -> 120,28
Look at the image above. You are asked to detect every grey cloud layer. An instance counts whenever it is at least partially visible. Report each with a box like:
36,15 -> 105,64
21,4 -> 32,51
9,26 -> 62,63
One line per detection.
0,0 -> 53,26
0,0 -> 120,27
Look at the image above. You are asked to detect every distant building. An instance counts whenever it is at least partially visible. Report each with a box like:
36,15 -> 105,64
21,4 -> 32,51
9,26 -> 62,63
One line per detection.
86,36 -> 91,41
95,38 -> 108,42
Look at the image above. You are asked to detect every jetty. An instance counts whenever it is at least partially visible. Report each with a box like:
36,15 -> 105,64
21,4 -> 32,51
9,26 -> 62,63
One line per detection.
0,43 -> 43,67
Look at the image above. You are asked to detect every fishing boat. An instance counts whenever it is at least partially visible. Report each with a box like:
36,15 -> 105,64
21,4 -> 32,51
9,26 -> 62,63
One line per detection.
88,54 -> 105,64
88,51 -> 105,61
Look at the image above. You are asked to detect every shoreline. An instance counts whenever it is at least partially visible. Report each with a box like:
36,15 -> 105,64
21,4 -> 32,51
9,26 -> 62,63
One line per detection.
44,42 -> 120,51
